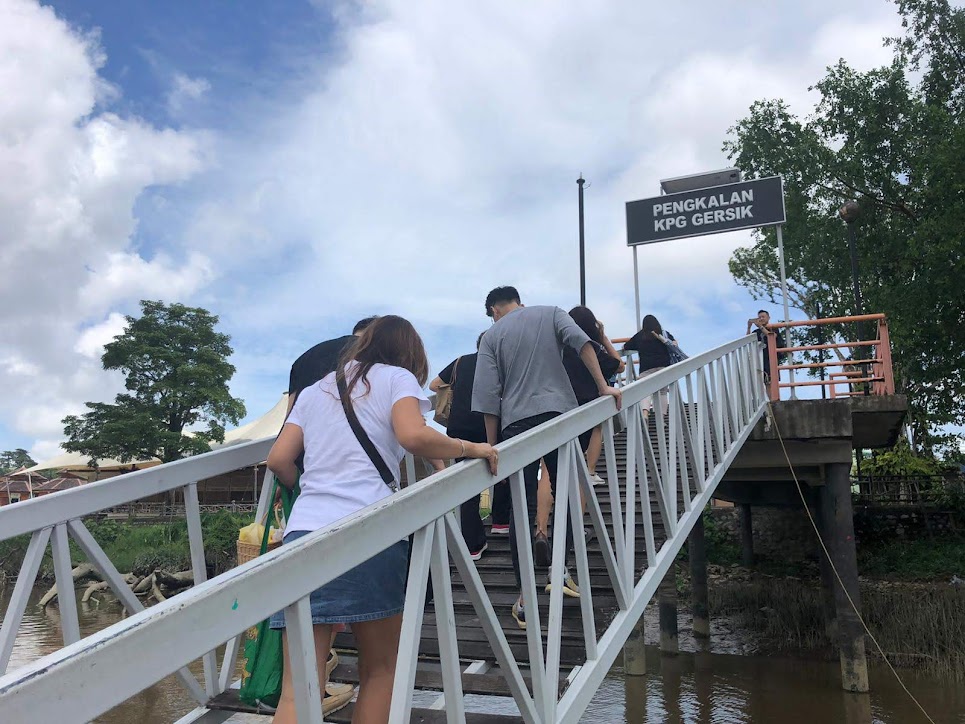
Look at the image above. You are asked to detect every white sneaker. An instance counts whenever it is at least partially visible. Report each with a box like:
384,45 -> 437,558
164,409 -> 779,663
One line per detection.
590,473 -> 606,486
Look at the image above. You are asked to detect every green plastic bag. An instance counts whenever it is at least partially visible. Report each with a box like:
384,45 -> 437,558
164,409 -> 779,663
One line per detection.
239,478 -> 300,708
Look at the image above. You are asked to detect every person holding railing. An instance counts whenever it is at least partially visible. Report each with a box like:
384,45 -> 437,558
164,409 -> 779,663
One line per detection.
472,286 -> 621,630
429,332 -> 512,560
267,316 -> 498,723
562,307 -> 625,487
746,309 -> 786,383
623,314 -> 678,419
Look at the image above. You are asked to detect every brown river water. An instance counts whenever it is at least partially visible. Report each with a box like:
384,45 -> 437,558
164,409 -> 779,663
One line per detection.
2,585 -> 962,723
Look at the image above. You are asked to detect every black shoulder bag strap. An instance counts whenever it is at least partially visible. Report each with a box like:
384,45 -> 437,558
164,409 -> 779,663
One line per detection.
336,372 -> 399,491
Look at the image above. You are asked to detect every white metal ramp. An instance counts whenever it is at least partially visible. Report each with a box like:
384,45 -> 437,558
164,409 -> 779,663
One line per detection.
0,334 -> 766,723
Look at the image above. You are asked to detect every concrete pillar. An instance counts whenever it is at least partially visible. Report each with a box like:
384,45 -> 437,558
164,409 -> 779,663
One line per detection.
814,502 -> 839,642
623,615 -> 647,676
739,504 -> 754,567
688,514 -> 710,639
658,568 -> 678,654
820,462 -> 869,693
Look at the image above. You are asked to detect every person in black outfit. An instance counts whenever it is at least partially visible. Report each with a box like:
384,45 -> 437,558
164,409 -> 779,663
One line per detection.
288,316 -> 379,411
562,306 -> 624,466
429,333 -> 511,559
746,309 -> 786,382
623,314 -> 679,418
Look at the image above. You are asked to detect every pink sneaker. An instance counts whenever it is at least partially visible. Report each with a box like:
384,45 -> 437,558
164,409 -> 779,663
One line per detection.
490,523 -> 510,535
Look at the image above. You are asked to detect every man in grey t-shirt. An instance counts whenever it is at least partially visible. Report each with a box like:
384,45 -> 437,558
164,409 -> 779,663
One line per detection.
472,286 -> 621,629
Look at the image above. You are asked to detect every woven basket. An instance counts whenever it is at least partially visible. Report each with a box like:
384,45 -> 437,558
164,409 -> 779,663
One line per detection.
236,537 -> 280,565
236,505 -> 283,565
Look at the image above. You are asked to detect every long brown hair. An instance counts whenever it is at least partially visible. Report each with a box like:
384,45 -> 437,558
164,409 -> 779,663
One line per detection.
336,315 -> 429,397
568,305 -> 604,345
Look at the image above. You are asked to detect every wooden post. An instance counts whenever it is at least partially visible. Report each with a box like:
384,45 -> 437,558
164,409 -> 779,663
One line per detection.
658,568 -> 678,654
739,504 -> 754,567
688,514 -> 710,639
821,462 -> 869,693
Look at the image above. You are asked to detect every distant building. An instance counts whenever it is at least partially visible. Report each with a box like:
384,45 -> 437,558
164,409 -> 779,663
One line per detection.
0,469 -> 49,505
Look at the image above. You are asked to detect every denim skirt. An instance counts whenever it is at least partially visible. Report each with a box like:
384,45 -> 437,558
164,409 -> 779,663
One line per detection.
269,530 -> 408,628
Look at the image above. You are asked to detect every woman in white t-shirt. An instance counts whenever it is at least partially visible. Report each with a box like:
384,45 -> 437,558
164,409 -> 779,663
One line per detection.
266,315 -> 498,724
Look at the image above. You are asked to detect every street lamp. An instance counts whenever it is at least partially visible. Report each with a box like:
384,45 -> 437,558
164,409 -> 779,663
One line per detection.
577,175 -> 586,306
839,200 -> 868,395
838,200 -> 863,317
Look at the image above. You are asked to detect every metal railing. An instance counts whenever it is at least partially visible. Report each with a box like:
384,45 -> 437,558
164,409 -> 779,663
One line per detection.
852,474 -> 965,505
764,314 -> 895,401
0,334 -> 767,724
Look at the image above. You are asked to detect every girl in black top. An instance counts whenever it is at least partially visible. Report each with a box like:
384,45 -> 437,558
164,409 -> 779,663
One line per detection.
429,333 -> 511,558
562,306 -> 624,485
623,315 -> 680,418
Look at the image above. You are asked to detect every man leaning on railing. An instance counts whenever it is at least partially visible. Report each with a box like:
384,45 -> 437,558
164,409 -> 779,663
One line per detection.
471,285 -> 621,630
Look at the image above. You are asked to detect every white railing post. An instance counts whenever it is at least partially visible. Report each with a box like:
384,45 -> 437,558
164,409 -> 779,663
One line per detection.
429,516 -> 466,723
184,482 -> 219,698
50,523 -> 80,646
285,595 -> 324,722
390,523 -> 434,722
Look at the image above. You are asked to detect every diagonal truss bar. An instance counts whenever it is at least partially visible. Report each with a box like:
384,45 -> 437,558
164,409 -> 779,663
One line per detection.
0,527 -> 51,674
579,446 -> 629,611
543,443 -> 573,722
568,445 -> 598,661
672,387 -> 693,513
633,421 -> 658,573
509,470 -> 548,716
66,519 -> 208,706
642,422 -> 673,539
601,417 -> 625,579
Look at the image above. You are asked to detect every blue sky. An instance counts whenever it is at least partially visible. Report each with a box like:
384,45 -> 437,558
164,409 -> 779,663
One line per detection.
0,0 -> 904,461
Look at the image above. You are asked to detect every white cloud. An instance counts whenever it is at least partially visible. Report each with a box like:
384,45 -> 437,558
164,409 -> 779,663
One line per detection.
167,72 -> 211,114
73,313 -> 127,359
0,0 -> 907,459
0,0 -> 208,460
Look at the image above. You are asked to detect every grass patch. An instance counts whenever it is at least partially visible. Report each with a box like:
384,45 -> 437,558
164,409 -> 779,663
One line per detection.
857,538 -> 965,581
710,578 -> 965,681
0,511 -> 255,582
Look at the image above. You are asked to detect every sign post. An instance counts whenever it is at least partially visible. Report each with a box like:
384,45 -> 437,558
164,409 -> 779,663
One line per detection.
775,224 -> 795,397
626,174 -> 790,391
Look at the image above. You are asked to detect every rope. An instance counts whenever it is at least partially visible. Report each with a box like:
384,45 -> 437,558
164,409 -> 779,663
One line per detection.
765,398 -> 937,724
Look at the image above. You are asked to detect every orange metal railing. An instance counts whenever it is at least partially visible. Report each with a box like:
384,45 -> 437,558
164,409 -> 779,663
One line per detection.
763,313 -> 895,402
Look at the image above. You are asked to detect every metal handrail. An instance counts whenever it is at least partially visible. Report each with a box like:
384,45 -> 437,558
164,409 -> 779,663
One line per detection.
0,334 -> 767,724
763,314 -> 895,401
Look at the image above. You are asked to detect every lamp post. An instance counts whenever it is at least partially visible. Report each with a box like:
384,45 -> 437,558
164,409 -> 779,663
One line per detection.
578,175 -> 586,306
839,200 -> 867,395
838,200 -> 863,317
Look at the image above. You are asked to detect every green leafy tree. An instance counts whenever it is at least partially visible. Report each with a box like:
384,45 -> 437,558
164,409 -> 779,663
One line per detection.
62,301 -> 246,466
0,449 -> 36,474
723,0 -> 965,453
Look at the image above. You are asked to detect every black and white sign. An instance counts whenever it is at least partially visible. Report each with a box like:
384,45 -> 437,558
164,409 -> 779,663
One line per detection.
626,175 -> 785,246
